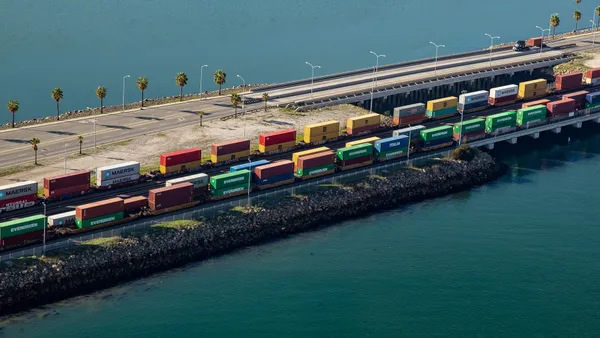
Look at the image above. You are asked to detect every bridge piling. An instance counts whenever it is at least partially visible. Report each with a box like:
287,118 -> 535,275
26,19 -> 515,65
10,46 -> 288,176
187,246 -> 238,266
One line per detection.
552,127 -> 562,134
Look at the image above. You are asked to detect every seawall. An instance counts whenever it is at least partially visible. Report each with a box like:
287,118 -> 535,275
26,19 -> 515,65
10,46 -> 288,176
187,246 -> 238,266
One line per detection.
0,149 -> 506,316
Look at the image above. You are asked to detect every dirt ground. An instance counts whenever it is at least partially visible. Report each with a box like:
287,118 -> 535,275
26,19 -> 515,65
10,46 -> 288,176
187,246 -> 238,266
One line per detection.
0,105 -> 373,186
584,49 -> 600,68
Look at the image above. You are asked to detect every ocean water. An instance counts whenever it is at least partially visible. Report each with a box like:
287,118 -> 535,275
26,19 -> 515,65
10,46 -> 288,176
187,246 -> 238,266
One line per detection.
0,0 -> 597,123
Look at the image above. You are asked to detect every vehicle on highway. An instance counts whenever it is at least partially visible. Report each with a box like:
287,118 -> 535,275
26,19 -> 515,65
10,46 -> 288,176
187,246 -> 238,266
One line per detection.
513,40 -> 530,52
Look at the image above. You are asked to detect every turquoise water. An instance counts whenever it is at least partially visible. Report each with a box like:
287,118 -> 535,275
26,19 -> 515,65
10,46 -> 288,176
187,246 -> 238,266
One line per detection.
3,126 -> 600,337
0,0 -> 597,123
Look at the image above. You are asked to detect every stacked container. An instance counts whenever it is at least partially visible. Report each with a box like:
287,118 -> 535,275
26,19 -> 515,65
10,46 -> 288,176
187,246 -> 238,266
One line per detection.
0,181 -> 38,212
258,129 -> 296,153
522,99 -> 550,108
527,37 -> 543,47
230,160 -> 270,172
518,79 -> 547,100
517,105 -> 547,126
210,170 -> 251,199
346,113 -> 381,135
426,97 -> 458,118
47,211 -> 76,227
345,136 -> 380,148
563,90 -> 589,110
488,84 -> 518,106
585,68 -> 600,86
458,90 -> 489,113
123,196 -> 148,214
292,147 -> 329,170
585,92 -> 600,108
43,171 -> 90,199
303,121 -> 339,143
160,148 -> 202,174
96,161 -> 140,187
452,118 -> 485,142
336,143 -> 374,171
419,126 -> 453,149
555,72 -> 583,91
374,135 -> 409,161
546,99 -> 576,117
392,103 -> 426,126
211,139 -> 250,163
149,182 -> 194,210
0,214 -> 45,248
75,197 -> 124,229
254,160 -> 295,189
295,151 -> 336,179
166,173 -> 209,196
485,111 -> 517,133
393,125 -> 426,146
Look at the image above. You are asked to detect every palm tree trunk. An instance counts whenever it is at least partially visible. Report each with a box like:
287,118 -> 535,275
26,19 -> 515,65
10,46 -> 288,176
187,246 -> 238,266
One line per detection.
12,113 -> 15,128
180,86 -> 183,101
219,84 -> 222,95
79,143 -> 82,155
200,116 -> 203,127
235,107 -> 237,118
100,99 -> 103,114
141,90 -> 144,108
34,150 -> 37,165
56,101 -> 60,120
264,101 -> 267,112
576,22 -> 578,32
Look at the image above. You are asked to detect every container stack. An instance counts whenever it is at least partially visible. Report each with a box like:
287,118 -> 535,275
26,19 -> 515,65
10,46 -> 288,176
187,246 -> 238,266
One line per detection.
292,147 -> 330,170
555,72 -> 583,91
43,171 -> 90,199
258,129 -> 296,153
522,99 -> 550,108
458,90 -> 489,113
425,97 -> 458,118
516,105 -> 547,126
527,37 -> 542,47
75,197 -> 124,229
345,136 -> 380,148
452,118 -> 485,142
47,211 -> 76,227
393,125 -> 426,146
123,196 -> 148,214
0,214 -> 45,248
336,143 -> 374,171
209,170 -> 251,199
346,113 -> 381,135
160,148 -> 202,174
546,99 -> 576,117
488,84 -> 518,106
230,160 -> 270,172
374,135 -> 409,161
0,181 -> 38,213
96,161 -> 141,187
518,79 -> 547,100
563,90 -> 590,110
303,121 -> 339,143
148,182 -> 194,211
585,92 -> 600,108
166,173 -> 209,197
585,68 -> 600,86
419,126 -> 453,149
211,139 -> 250,163
254,160 -> 295,189
485,111 -> 517,133
392,103 -> 426,125
295,151 -> 336,179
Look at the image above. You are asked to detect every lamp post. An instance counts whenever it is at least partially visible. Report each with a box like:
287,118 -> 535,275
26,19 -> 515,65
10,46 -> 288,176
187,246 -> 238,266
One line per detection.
305,62 -> 321,97
484,33 -> 500,67
247,158 -> 251,207
122,75 -> 130,112
429,42 -> 445,76
200,64 -> 208,97
91,119 -> 97,149
457,111 -> 465,146
42,202 -> 47,255
407,124 -> 411,165
369,51 -> 386,113
237,74 -> 246,136
591,20 -> 597,45
536,26 -> 550,55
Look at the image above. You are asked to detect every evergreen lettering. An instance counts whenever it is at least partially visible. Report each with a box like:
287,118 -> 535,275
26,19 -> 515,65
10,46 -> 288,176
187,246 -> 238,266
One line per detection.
10,222 -> 40,232
91,216 -> 116,226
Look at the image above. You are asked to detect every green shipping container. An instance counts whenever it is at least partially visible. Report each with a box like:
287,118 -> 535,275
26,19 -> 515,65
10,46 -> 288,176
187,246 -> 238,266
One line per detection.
586,102 -> 600,109
336,143 -> 373,161
210,170 -> 251,190
210,183 -> 250,196
420,126 -> 453,142
517,105 -> 547,125
295,163 -> 335,177
426,106 -> 457,118
75,211 -> 124,229
376,147 -> 408,159
485,111 -> 517,132
0,214 -> 45,239
452,118 -> 485,134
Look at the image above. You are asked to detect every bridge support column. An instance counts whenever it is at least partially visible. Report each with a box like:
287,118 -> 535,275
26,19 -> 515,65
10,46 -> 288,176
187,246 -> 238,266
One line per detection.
573,122 -> 583,128
552,127 -> 562,134
594,117 -> 600,124
505,137 -> 518,145
529,132 -> 540,139
486,143 -> 495,150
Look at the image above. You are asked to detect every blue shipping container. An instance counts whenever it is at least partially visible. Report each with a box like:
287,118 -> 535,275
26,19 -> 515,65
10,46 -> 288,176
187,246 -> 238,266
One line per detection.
423,137 -> 453,147
375,135 -> 409,153
458,100 -> 488,112
254,173 -> 294,186
586,92 -> 600,105
230,160 -> 270,172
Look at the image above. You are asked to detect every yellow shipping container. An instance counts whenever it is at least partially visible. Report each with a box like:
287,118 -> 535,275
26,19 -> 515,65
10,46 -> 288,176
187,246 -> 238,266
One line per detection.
159,160 -> 203,174
210,150 -> 250,163
426,96 -> 458,112
345,136 -> 381,148
304,131 -> 339,144
304,121 -> 340,138
292,147 -> 330,164
346,113 -> 381,130
518,79 -> 547,99
258,140 -> 296,153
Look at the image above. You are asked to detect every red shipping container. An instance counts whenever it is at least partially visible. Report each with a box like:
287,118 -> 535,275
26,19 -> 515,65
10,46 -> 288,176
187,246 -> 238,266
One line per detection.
393,113 -> 426,125
341,155 -> 373,166
547,99 -> 576,115
453,130 -> 485,141
148,182 -> 193,210
259,129 -> 296,146
522,99 -> 550,108
44,183 -> 90,198
44,170 -> 90,190
211,139 -> 250,156
347,124 -> 379,135
160,148 -> 201,167
254,160 -> 294,179
297,151 -> 335,169
562,90 -> 589,109
488,95 -> 518,106
585,68 -> 600,79
124,196 -> 148,213
556,73 -> 583,91
76,197 -> 124,220
1,230 -> 43,248
527,37 -> 543,47
0,194 -> 37,208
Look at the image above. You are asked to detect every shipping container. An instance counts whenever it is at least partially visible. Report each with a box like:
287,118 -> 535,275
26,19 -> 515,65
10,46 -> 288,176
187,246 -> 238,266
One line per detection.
452,118 -> 485,135
210,184 -> 250,197
47,211 -> 76,227
96,161 -> 140,186
0,194 -> 37,212
393,103 -> 425,118
212,139 -> 250,157
76,197 -> 124,220
210,170 -> 251,190
426,97 -> 458,112
585,68 -> 600,86
376,148 -> 409,160
98,174 -> 141,187
546,99 -> 576,116
303,121 -> 339,138
296,151 -> 336,169
254,160 -> 294,179
148,183 -> 193,210
586,92 -> 600,107
0,181 -> 38,201
75,211 -> 124,229
555,73 -> 583,91
393,125 -> 426,140
527,37 -> 543,47
295,163 -> 336,177
336,143 -> 374,161
160,148 -> 201,167
44,170 -> 90,191
563,90 -> 589,110
167,172 -> 210,192
0,214 -> 45,239
393,112 -> 427,126
160,160 -> 203,174
458,90 -> 489,112
488,95 -> 518,106
489,84 -> 519,99
259,129 -> 296,146
375,135 -> 409,153
453,130 -> 485,142
517,105 -> 547,126
422,137 -> 454,149
1,230 -> 43,248
230,160 -> 270,172
210,150 -> 250,164
123,196 -> 148,214
522,99 -> 550,108
347,124 -> 380,135
258,141 -> 296,153
254,173 -> 295,187
292,147 -> 330,164
304,131 -> 339,144
340,155 -> 373,167
485,111 -> 517,133
346,113 -> 380,134
420,126 -> 453,142
44,183 -> 90,199
426,106 -> 456,118
345,137 -> 381,148
518,79 -> 547,99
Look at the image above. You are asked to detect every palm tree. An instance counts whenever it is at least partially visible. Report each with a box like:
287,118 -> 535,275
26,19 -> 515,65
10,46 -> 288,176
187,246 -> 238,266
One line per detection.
214,70 -> 227,95
51,88 -> 64,120
574,10 -> 582,32
78,135 -> 84,154
596,6 -> 600,26
550,14 -> 560,38
262,93 -> 269,112
576,0 -> 581,4
230,93 -> 241,118
197,110 -> 205,126
30,138 -> 40,165
137,77 -> 148,107
7,100 -> 18,128
96,86 -> 107,113
175,72 -> 188,101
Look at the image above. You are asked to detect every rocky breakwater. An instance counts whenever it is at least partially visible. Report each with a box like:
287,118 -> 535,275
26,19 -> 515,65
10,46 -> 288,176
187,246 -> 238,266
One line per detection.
0,148 -> 506,316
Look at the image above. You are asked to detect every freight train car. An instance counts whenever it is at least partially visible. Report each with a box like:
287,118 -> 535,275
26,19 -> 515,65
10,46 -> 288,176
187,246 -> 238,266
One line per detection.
0,181 -> 38,214
336,143 -> 374,171
0,214 -> 45,250
419,126 -> 453,151
346,113 -> 380,135
304,121 -> 339,144
488,84 -> 518,106
426,97 -> 458,119
458,90 -> 489,113
516,105 -> 547,127
392,103 -> 426,126
258,129 -> 296,153
374,135 -> 409,161
253,161 -> 295,190
453,118 -> 485,143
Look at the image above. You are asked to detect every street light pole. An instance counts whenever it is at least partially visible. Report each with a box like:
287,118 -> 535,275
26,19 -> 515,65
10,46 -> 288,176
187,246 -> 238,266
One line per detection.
200,64 -> 208,97
429,42 -> 445,76
305,62 -> 321,97
92,119 -> 97,149
484,33 -> 500,67
237,74 -> 246,137
591,20 -> 597,45
42,202 -> 46,255
247,158 -> 251,207
458,112 -> 465,146
369,51 -> 386,113
407,125 -> 411,165
536,26 -> 550,55
122,75 -> 130,112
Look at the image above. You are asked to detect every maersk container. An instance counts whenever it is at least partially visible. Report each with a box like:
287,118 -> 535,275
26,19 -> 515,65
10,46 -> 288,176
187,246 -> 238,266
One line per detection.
230,160 -> 270,172
0,214 -> 45,239
374,135 -> 409,153
393,103 -> 425,118
96,161 -> 140,186
452,118 -> 485,134
336,143 -> 374,161
0,181 -> 38,201
426,106 -> 456,118
489,84 -> 518,98
420,126 -> 453,142
295,163 -> 335,177
210,170 -> 251,190
517,105 -> 547,125
166,173 -> 209,189
458,90 -> 489,112
75,211 -> 124,229
99,174 -> 140,187
586,92 -> 600,107
47,211 -> 76,227
210,183 -> 250,197
485,111 -> 517,132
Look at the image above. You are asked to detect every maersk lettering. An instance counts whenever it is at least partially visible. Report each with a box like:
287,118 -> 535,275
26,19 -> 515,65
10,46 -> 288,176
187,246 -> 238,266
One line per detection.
3,187 -> 34,197
11,222 -> 40,233
223,176 -> 246,185
90,216 -> 117,226
106,167 -> 136,177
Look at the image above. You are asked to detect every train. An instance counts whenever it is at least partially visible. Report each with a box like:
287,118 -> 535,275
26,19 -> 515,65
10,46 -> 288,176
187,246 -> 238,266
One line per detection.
2,67 -> 600,252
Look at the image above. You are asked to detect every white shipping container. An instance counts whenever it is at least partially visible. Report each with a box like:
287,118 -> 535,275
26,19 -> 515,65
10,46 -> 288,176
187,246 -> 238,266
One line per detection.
166,173 -> 209,189
393,125 -> 426,138
586,78 -> 600,86
489,85 -> 518,98
96,161 -> 140,184
459,90 -> 489,105
0,181 -> 38,201
97,174 -> 140,187
47,211 -> 76,227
